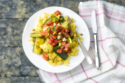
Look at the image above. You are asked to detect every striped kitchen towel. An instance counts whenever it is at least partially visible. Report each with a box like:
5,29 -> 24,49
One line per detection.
37,1 -> 125,83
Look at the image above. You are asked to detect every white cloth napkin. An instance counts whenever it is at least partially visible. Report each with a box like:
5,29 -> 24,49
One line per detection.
37,1 -> 125,83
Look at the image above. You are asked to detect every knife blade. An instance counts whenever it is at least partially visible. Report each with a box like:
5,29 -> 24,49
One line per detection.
91,10 -> 101,70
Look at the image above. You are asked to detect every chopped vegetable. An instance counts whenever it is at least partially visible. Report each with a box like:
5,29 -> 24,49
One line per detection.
65,28 -> 70,33
68,36 -> 72,44
56,22 -> 61,25
64,47 -> 69,53
41,31 -> 45,36
58,32 -> 61,35
33,38 -> 44,54
54,40 -> 59,44
54,46 -> 68,60
70,32 -> 74,38
57,35 -> 62,40
59,16 -> 64,23
43,16 -> 59,26
65,43 -> 70,48
46,21 -> 53,26
68,23 -> 71,28
55,10 -> 61,16
61,41 -> 66,46
58,43 -> 61,47
43,24 -> 48,28
53,23 -> 56,27
56,25 -> 59,30
42,54 -> 49,60
53,31 -> 57,35
57,48 -> 63,53
62,38 -> 67,41
40,42 -> 53,53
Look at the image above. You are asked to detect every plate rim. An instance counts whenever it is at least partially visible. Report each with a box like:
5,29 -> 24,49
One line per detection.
22,6 -> 91,73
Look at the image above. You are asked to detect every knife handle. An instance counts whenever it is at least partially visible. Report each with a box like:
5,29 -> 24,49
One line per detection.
94,33 -> 101,70
77,37 -> 93,64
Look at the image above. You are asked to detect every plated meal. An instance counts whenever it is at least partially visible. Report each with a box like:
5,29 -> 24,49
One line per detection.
29,10 -> 82,66
23,7 -> 90,73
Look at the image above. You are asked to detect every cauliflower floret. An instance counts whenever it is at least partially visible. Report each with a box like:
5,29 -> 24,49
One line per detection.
40,42 -> 53,53
64,15 -> 69,21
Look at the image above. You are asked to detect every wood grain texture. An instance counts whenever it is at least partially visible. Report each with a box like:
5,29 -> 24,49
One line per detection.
0,0 -> 124,83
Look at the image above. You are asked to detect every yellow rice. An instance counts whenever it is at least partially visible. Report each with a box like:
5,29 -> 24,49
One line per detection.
35,13 -> 82,66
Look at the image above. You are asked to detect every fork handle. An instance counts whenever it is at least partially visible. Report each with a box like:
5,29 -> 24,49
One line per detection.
77,37 -> 93,64
94,33 -> 101,70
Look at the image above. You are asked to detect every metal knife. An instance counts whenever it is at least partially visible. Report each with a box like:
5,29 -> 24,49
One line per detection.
91,10 -> 101,70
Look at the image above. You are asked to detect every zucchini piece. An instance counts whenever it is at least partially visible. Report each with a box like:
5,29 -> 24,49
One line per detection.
33,37 -> 44,54
43,16 -> 59,25
54,46 -> 68,60
68,23 -> 71,28
30,33 -> 42,37
59,16 -> 64,23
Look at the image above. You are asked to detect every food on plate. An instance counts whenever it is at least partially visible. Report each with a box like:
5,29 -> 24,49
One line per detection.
29,10 -> 82,66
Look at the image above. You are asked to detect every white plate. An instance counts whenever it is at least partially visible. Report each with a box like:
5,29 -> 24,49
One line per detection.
22,6 -> 90,73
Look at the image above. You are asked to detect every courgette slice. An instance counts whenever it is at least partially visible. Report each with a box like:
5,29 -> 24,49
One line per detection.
68,23 -> 71,28
30,33 -> 42,37
43,16 -> 59,25
59,16 -> 64,23
33,37 -> 44,54
53,46 -> 68,60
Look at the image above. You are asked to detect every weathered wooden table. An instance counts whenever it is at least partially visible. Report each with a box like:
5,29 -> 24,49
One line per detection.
0,0 -> 124,83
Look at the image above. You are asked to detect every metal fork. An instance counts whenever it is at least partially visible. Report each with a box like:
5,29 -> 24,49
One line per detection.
68,18 -> 93,64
